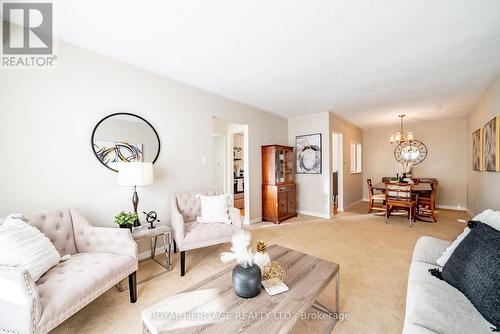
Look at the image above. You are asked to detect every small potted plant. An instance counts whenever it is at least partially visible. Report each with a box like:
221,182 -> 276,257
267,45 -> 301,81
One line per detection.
114,211 -> 137,232
221,230 -> 261,298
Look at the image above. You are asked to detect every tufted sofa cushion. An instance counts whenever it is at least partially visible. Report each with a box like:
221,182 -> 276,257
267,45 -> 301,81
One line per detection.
182,221 -> 239,251
24,209 -> 77,256
36,253 -> 136,333
176,190 -> 220,223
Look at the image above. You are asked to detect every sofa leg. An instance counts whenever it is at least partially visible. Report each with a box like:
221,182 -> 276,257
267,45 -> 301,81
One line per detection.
173,240 -> 177,254
180,251 -> 185,277
129,272 -> 137,303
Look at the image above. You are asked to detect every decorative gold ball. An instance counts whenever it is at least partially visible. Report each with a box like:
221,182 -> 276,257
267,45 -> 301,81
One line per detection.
262,261 -> 286,281
256,240 -> 267,253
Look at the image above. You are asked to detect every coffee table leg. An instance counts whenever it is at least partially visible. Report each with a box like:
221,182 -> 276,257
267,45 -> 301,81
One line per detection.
335,270 -> 340,313
312,270 -> 339,333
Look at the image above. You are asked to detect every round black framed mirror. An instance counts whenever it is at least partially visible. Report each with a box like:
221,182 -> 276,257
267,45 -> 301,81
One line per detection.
91,113 -> 160,172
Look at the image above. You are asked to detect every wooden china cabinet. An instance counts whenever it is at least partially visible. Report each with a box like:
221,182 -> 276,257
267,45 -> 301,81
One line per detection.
262,145 -> 297,223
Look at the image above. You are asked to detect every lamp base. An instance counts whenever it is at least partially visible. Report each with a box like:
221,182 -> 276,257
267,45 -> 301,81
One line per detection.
132,186 -> 141,227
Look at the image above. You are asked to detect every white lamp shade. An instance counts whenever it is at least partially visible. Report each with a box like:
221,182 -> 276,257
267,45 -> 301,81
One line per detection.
118,162 -> 153,186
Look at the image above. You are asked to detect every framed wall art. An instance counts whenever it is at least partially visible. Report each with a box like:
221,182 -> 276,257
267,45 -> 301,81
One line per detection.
295,133 -> 322,174
472,128 -> 483,171
483,116 -> 499,172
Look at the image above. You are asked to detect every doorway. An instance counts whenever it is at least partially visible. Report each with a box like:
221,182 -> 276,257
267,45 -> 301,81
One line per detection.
212,117 -> 249,224
332,132 -> 344,213
232,132 -> 245,217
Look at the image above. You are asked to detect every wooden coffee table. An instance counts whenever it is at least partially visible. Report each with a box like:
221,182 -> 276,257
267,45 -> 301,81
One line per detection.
142,245 -> 340,334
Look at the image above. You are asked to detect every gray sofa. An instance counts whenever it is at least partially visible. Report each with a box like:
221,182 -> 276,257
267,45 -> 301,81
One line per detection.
404,236 -> 493,333
0,209 -> 138,334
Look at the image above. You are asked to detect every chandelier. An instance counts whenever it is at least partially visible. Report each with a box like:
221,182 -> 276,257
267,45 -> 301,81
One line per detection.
389,114 -> 414,144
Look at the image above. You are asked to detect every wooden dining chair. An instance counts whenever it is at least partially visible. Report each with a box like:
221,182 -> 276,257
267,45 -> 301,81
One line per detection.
385,182 -> 417,227
367,179 -> 385,213
416,181 -> 438,222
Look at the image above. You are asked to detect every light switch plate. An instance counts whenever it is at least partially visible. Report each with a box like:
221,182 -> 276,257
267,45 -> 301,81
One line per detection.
201,157 -> 207,165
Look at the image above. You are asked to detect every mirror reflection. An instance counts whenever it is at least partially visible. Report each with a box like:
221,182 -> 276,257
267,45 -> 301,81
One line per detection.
401,145 -> 420,161
92,113 -> 160,172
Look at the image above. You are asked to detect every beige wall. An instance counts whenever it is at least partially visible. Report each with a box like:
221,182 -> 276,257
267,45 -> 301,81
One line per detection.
467,76 -> 500,215
0,39 -> 288,230
330,114 -> 364,209
288,112 -> 331,217
363,118 -> 468,209
287,112 -> 364,217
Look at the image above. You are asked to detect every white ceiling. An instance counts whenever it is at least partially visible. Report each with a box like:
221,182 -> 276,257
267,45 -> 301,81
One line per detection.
39,1 -> 500,127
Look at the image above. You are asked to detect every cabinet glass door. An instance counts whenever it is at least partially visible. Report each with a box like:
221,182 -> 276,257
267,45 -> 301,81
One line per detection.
284,150 -> 294,183
276,150 -> 285,183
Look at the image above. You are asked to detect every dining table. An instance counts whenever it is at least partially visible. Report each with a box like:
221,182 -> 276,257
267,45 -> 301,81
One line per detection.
372,182 -> 432,192
371,182 -> 433,221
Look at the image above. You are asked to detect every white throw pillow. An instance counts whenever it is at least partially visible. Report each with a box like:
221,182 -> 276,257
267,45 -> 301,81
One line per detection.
196,194 -> 231,224
436,209 -> 500,266
0,215 -> 61,281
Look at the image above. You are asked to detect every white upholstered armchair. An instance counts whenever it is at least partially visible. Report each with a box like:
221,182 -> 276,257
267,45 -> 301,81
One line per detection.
0,209 -> 138,334
170,190 -> 242,276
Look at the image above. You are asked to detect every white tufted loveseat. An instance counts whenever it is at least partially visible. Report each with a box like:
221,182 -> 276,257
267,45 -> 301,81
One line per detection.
0,209 -> 138,334
170,190 -> 242,276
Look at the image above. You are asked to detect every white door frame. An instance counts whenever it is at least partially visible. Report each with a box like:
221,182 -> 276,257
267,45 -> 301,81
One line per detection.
332,132 -> 344,211
227,123 -> 249,225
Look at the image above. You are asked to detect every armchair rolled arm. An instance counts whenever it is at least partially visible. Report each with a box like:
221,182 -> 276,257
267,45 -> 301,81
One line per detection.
229,207 -> 243,229
170,197 -> 185,243
0,266 -> 40,334
70,209 -> 137,261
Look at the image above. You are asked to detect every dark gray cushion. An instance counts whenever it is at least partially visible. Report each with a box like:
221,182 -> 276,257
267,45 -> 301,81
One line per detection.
430,221 -> 500,331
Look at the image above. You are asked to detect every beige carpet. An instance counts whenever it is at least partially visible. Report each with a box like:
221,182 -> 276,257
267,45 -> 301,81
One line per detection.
51,202 -> 468,334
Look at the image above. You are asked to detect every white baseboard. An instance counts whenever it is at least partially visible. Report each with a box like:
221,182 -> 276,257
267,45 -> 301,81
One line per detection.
342,199 -> 363,211
297,210 -> 331,219
363,198 -> 469,213
435,204 -> 467,211
247,217 -> 262,225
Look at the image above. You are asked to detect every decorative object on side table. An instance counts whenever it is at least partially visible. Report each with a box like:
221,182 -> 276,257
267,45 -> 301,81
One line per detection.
220,230 -> 261,298
114,211 -> 137,232
118,162 -> 153,227
253,240 -> 271,270
143,210 -> 160,229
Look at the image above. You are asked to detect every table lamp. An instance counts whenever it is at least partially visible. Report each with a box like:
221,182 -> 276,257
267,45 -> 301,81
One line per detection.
118,162 -> 153,227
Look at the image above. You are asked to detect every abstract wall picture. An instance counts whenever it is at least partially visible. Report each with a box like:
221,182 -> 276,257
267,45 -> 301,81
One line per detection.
484,116 -> 499,172
472,128 -> 483,171
296,133 -> 322,174
94,141 -> 143,169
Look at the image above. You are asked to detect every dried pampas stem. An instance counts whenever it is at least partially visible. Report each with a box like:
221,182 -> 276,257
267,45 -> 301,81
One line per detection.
220,230 -> 254,267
